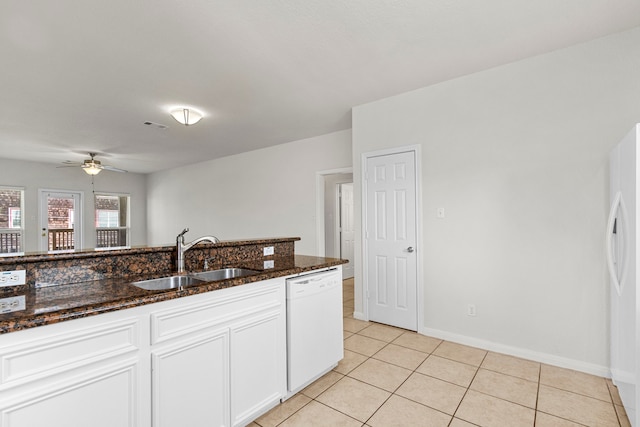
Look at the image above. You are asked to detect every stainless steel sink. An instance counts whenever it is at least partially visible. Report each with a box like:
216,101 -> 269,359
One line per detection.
188,268 -> 259,282
131,275 -> 205,290
131,268 -> 259,291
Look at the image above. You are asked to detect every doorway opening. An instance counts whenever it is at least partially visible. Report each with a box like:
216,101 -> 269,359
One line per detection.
316,169 -> 354,279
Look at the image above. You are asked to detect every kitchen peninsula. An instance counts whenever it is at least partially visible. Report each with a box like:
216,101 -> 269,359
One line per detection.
0,237 -> 346,427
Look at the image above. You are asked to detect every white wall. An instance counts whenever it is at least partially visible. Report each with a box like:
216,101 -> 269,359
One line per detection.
146,130 -> 352,255
0,158 -> 147,252
353,27 -> 640,374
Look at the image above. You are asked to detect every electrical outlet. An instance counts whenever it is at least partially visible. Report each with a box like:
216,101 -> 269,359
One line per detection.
263,246 -> 274,256
0,270 -> 26,287
467,304 -> 476,316
264,260 -> 275,269
0,295 -> 26,313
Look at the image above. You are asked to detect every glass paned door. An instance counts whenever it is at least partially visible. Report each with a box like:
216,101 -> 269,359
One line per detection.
0,188 -> 24,254
40,191 -> 82,251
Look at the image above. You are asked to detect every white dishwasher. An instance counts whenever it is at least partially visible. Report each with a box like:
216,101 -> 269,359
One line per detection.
286,268 -> 343,395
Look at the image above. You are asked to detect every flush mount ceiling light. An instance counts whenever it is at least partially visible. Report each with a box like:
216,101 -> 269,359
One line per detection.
170,108 -> 203,126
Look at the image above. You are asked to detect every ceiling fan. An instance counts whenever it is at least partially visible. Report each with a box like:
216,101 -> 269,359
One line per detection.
60,153 -> 128,175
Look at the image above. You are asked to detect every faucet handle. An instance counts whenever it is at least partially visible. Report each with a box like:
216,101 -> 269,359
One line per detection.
177,228 -> 189,239
204,257 -> 215,270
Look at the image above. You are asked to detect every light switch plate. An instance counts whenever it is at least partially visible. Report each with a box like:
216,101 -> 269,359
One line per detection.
264,260 -> 275,269
263,246 -> 274,256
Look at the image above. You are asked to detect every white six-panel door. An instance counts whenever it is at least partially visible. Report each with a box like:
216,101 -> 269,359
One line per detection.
364,150 -> 418,331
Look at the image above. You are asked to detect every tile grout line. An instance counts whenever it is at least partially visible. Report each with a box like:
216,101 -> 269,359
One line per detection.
533,359 -> 541,427
398,338 -> 475,427
448,348 -> 486,425
360,336 -> 455,427
324,340 -> 392,427
309,399 -> 365,426
540,382 -> 623,405
346,327 -> 466,424
346,323 -> 583,425
348,327 -> 531,425
606,379 -> 624,427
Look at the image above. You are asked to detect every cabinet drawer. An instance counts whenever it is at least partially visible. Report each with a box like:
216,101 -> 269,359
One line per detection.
0,318 -> 139,386
151,278 -> 284,345
1,359 -> 139,427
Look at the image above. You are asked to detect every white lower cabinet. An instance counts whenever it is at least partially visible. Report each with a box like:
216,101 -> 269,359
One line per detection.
3,360 -> 140,427
150,277 -> 286,427
0,315 -> 144,427
151,328 -> 229,427
0,276 -> 287,427
230,308 -> 284,426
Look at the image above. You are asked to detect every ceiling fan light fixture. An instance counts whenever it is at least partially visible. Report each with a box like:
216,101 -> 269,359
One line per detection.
170,107 -> 203,126
82,160 -> 103,175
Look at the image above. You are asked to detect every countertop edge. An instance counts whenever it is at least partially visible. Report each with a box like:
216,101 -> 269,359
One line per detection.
0,256 -> 346,334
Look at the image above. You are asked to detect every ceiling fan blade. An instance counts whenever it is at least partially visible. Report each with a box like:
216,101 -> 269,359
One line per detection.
102,165 -> 128,173
59,154 -> 126,173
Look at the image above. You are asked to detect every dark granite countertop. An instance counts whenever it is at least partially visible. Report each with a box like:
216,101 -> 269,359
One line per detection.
0,254 -> 346,334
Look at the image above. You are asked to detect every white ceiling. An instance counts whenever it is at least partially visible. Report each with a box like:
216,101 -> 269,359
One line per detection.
2,1 -> 639,174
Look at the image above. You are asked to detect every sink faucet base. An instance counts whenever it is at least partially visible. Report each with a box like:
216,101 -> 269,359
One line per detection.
177,229 -> 220,273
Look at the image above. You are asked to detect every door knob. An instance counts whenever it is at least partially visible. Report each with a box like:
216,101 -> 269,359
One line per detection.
407,247 -> 414,253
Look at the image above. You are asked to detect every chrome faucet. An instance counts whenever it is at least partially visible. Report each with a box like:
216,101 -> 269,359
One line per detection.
176,228 -> 220,273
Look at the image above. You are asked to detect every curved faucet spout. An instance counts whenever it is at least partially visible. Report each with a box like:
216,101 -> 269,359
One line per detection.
176,229 -> 220,273
183,236 -> 220,252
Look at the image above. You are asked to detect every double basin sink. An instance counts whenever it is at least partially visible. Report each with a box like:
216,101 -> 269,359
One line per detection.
131,268 -> 259,291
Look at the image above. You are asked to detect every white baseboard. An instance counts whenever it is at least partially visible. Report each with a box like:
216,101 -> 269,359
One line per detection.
352,311 -> 366,321
420,326 -> 611,379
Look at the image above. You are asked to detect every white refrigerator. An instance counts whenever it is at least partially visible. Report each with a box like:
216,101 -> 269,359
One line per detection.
608,123 -> 640,426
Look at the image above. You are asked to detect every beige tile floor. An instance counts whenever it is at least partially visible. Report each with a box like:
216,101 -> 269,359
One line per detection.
250,279 -> 630,427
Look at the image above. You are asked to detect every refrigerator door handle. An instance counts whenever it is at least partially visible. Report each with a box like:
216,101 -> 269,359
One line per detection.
606,191 -> 628,296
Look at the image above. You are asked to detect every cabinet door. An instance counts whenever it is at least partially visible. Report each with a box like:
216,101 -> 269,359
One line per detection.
229,309 -> 285,427
1,360 -> 139,427
151,328 -> 229,427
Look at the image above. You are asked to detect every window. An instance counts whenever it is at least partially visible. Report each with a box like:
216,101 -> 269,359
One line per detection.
9,207 -> 21,229
96,210 -> 119,228
95,194 -> 130,248
0,188 -> 24,254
